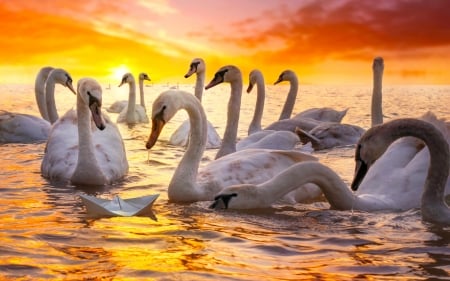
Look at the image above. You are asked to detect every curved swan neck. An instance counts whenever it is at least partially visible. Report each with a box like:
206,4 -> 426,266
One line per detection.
195,70 -> 205,102
215,79 -> 242,159
35,67 -> 53,121
259,162 -> 355,209
279,75 -> 298,120
381,119 -> 449,223
248,74 -> 265,135
126,80 -> 137,122
45,74 -> 59,124
139,78 -> 146,109
371,62 -> 384,127
71,94 -> 105,185
169,94 -> 207,201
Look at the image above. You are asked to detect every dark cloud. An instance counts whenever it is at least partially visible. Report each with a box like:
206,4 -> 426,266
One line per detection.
205,0 -> 450,64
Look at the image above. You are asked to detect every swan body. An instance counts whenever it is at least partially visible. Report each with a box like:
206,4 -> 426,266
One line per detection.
107,73 -> 151,113
146,88 -> 317,203
212,116 -> 450,226
41,78 -> 128,185
235,69 -> 299,151
296,123 -> 366,150
295,57 -> 385,150
117,73 -> 149,124
169,58 -> 221,148
0,68 -> 76,143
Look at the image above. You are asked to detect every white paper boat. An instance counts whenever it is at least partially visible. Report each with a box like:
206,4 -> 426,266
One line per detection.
79,193 -> 159,218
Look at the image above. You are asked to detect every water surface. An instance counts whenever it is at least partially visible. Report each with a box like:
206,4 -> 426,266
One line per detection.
0,83 -> 449,280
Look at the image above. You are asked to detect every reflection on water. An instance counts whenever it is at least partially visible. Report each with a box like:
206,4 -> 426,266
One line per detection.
0,83 -> 449,280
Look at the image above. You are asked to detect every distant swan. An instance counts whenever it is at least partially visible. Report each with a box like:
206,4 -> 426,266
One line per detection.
41,78 -> 128,185
211,116 -> 450,225
295,57 -> 385,150
0,67 -> 76,143
168,58 -> 221,148
145,87 -> 317,203
116,73 -> 149,124
107,73 -> 151,113
275,70 -> 348,122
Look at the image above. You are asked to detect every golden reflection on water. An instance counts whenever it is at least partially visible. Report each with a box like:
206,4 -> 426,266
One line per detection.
0,83 -> 449,280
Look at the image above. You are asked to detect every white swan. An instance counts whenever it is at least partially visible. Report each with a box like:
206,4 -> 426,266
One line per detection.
145,87 -> 317,203
234,69 -> 300,151
168,58 -> 221,148
0,67 -> 76,143
211,116 -> 450,225
41,78 -> 128,185
116,73 -> 149,124
274,70 -> 348,122
295,57 -> 385,150
107,73 -> 151,113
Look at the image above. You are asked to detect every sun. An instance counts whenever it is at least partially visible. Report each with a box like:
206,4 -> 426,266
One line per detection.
110,65 -> 130,81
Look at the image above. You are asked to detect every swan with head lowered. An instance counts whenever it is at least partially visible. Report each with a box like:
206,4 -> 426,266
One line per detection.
145,75 -> 318,203
295,57 -> 385,150
168,58 -> 221,148
0,67 -> 76,143
211,114 -> 450,225
41,78 -> 128,185
107,73 -> 151,113
231,69 -> 300,151
116,73 -> 149,124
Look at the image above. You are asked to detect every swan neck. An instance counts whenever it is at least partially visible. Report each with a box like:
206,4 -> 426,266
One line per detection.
71,95 -> 104,184
126,81 -> 137,122
371,67 -> 383,127
194,71 -> 205,102
169,95 -> 207,201
45,76 -> 59,124
139,79 -> 145,108
279,76 -> 298,120
215,79 -> 242,159
35,68 -> 51,121
248,76 -> 265,135
260,162 -> 356,210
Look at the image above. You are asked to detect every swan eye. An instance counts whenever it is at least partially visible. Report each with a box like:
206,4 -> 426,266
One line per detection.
65,73 -> 73,84
190,62 -> 200,71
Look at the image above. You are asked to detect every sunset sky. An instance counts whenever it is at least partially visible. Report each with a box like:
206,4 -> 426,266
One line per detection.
1,0 -> 450,85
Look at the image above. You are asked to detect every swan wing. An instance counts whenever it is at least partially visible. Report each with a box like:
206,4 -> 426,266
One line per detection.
106,100 -> 128,113
0,111 -> 50,143
41,109 -> 78,181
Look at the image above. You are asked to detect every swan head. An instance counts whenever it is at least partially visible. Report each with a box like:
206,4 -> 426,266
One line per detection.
246,69 -> 263,93
184,58 -> 205,78
351,124 -> 392,191
77,78 -> 105,130
139,73 -> 151,82
210,184 -> 267,209
146,90 -> 190,149
373,57 -> 384,73
274,70 -> 296,85
48,68 -> 76,95
205,65 -> 241,90
118,73 -> 135,87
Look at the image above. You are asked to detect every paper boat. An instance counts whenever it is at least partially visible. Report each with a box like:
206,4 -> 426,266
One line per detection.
79,193 -> 159,218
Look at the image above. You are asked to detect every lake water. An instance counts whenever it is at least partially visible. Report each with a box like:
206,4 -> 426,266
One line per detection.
0,82 -> 449,280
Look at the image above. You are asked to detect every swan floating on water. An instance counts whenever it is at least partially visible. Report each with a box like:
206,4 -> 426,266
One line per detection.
107,73 -> 151,113
168,58 -> 221,148
0,67 -> 76,143
211,114 -> 450,226
145,85 -> 317,203
220,69 -> 300,152
116,73 -> 149,124
41,78 -> 128,185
